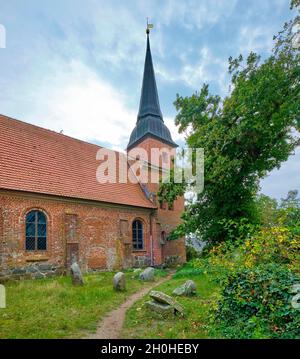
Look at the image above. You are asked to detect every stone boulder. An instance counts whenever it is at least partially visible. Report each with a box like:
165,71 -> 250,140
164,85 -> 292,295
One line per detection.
145,301 -> 175,317
172,280 -> 196,296
113,272 -> 126,291
70,262 -> 84,286
139,267 -> 155,281
149,290 -> 184,314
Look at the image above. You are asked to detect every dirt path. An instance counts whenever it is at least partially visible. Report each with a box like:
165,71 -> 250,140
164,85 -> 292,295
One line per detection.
86,274 -> 172,339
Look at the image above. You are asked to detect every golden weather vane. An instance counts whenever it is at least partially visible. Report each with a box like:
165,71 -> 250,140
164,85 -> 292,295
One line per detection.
146,17 -> 154,34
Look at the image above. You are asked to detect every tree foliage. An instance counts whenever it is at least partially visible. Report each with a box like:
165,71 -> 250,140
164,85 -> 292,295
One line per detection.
159,2 -> 300,244
255,194 -> 278,228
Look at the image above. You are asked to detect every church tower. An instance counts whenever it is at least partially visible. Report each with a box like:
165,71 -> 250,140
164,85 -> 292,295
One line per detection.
127,28 -> 177,153
127,26 -> 186,266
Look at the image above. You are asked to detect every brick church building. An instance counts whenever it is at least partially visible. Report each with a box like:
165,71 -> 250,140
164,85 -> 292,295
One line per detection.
0,30 -> 186,279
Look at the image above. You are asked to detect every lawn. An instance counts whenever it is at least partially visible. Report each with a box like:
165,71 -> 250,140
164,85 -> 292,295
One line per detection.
0,270 -> 167,339
121,270 -> 222,339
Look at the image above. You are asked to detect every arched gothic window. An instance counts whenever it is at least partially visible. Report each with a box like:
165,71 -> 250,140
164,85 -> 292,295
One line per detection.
25,210 -> 47,251
132,219 -> 144,250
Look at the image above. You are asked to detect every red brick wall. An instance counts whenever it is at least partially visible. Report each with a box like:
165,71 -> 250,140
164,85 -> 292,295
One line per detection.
0,190 -> 159,277
129,137 -> 186,264
0,139 -> 186,279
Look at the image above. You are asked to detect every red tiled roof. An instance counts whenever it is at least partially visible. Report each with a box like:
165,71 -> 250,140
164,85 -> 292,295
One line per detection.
0,114 -> 155,208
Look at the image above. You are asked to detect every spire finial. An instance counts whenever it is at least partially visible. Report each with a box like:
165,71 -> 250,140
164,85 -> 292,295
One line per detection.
146,18 -> 153,35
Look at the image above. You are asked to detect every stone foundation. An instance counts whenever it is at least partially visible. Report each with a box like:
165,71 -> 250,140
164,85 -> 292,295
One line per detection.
133,254 -> 151,268
0,263 -> 64,282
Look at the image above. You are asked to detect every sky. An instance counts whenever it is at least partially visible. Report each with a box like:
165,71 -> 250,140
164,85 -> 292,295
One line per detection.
0,0 -> 298,200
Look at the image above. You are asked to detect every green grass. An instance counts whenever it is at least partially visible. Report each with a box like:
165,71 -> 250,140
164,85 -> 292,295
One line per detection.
0,271 -> 167,339
121,271 -> 222,339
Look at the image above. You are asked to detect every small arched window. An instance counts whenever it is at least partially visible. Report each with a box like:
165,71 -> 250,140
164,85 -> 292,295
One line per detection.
132,219 -> 144,250
25,210 -> 47,251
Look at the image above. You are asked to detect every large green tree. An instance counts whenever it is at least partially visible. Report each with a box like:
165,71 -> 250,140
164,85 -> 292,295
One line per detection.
159,2 -> 300,244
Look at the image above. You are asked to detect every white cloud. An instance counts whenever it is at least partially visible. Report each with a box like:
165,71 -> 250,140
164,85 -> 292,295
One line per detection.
5,58 -> 184,151
78,0 -> 238,71
18,60 -> 137,148
89,5 -> 145,69
238,25 -> 274,55
156,46 -> 230,95
156,0 -> 238,30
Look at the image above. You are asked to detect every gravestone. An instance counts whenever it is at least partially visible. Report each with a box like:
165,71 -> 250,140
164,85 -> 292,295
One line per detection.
113,272 -> 126,291
173,280 -> 196,296
139,267 -> 155,281
149,290 -> 184,314
70,262 -> 84,286
145,300 -> 175,317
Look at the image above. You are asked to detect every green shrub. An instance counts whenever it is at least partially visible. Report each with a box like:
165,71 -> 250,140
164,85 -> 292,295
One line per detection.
216,263 -> 300,338
186,245 -> 200,262
189,223 -> 300,278
241,225 -> 300,273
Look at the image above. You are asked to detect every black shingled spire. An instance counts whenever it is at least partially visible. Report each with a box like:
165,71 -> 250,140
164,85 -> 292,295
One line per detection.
137,32 -> 163,121
127,30 -> 177,150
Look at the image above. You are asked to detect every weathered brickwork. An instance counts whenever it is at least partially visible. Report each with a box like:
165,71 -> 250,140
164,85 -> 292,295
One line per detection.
0,189 -> 185,280
134,137 -> 187,266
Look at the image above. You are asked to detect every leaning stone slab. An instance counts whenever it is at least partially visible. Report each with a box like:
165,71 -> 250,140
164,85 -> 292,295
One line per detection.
149,290 -> 184,314
173,280 -> 196,296
113,272 -> 126,291
139,267 -> 155,281
145,300 -> 174,317
70,262 -> 84,286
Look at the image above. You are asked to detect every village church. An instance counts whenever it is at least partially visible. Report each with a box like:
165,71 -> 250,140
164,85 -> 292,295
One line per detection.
0,29 -> 186,280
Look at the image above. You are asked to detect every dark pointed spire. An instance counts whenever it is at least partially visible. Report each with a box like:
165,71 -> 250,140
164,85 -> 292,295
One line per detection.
127,29 -> 177,150
137,31 -> 163,121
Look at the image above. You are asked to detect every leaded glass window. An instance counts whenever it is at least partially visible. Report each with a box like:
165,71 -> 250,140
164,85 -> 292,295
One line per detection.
25,210 -> 47,251
132,219 -> 144,250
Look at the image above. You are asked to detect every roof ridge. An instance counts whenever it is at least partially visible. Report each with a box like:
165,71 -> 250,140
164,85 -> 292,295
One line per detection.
0,113 -> 106,150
